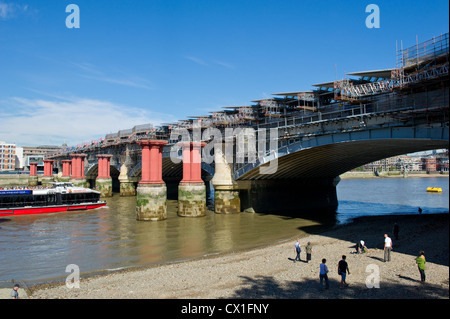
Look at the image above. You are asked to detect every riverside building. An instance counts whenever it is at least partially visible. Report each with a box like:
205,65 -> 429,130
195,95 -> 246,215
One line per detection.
0,141 -> 16,172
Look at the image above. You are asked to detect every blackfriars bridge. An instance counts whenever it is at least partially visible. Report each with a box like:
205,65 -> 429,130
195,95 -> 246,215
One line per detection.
38,33 -> 449,219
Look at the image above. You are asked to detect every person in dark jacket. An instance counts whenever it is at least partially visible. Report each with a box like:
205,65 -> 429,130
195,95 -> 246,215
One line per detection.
338,255 -> 350,288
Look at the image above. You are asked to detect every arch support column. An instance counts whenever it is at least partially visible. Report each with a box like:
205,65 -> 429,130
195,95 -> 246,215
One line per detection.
97,154 -> 113,197
136,140 -> 168,221
211,143 -> 241,214
178,142 -> 207,217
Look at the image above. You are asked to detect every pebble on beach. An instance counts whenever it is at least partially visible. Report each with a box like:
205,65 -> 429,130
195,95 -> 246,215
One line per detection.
29,214 -> 449,299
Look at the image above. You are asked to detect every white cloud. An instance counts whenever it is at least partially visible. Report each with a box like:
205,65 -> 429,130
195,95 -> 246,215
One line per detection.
184,56 -> 236,70
71,62 -> 154,90
0,95 -> 175,147
0,2 -> 30,20
213,60 -> 236,70
184,56 -> 208,66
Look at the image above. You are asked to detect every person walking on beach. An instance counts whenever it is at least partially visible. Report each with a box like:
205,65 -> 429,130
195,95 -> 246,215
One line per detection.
305,242 -> 313,263
319,259 -> 329,291
11,284 -> 20,299
384,234 -> 392,262
338,255 -> 350,288
416,251 -> 426,283
294,239 -> 301,262
393,222 -> 399,240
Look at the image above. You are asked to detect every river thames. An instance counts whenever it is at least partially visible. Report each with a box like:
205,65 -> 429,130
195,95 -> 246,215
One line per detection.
0,176 -> 448,284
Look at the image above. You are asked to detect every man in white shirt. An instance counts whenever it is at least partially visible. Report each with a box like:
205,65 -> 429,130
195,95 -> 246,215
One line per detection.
384,234 -> 392,262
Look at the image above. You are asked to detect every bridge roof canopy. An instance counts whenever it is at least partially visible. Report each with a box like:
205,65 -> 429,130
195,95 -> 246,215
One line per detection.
221,105 -> 255,109
271,90 -> 316,97
312,81 -> 335,89
346,68 -> 394,79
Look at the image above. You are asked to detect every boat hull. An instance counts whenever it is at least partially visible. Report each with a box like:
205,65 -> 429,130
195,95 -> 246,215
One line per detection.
0,202 -> 107,217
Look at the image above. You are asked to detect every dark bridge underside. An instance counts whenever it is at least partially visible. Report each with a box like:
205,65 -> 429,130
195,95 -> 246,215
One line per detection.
237,138 -> 449,181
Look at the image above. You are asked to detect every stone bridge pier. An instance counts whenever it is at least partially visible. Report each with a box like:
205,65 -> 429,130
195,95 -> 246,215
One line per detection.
211,143 -> 241,214
28,162 -> 38,186
96,154 -> 113,197
178,142 -> 207,217
61,160 -> 72,182
70,154 -> 89,188
238,177 -> 340,214
136,140 -> 168,221
42,160 -> 55,186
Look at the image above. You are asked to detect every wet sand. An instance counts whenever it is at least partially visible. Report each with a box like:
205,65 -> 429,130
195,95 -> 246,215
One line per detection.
29,213 -> 449,299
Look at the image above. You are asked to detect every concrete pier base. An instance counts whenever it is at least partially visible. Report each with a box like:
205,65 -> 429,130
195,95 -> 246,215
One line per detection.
240,177 -> 340,214
41,176 -> 55,187
178,182 -> 206,217
28,176 -> 38,187
70,178 -> 90,188
120,181 -> 136,196
213,189 -> 241,214
97,178 -> 113,197
136,183 -> 167,221
59,176 -> 71,182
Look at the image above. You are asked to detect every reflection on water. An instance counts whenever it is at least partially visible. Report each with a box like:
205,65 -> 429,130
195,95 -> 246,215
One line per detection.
0,196 -> 331,283
0,176 -> 448,283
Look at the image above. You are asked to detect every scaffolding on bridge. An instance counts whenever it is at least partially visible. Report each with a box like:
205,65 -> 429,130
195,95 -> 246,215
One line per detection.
46,33 -> 449,161
334,33 -> 449,101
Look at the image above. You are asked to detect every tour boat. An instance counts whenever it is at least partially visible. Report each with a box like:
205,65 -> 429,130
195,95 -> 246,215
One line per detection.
0,182 -> 106,217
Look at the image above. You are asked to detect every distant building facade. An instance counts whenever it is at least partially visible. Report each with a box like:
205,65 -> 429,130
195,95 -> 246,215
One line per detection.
22,145 -> 64,171
357,151 -> 449,173
0,141 -> 16,171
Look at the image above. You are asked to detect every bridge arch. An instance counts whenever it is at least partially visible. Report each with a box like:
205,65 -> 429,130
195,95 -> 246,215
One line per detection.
235,126 -> 448,180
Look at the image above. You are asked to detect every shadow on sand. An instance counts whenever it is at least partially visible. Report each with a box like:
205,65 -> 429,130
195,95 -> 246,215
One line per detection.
230,275 -> 449,299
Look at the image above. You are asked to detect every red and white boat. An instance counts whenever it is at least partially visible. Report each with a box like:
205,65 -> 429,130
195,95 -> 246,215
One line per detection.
0,182 -> 106,217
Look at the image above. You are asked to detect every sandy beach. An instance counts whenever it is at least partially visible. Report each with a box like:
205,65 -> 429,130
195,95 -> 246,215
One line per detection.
28,213 -> 448,299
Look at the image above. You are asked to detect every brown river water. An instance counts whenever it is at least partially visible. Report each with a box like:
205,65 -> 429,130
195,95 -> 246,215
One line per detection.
0,177 -> 448,285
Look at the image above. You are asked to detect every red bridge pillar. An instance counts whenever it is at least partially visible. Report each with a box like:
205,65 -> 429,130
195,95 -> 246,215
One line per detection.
70,154 -> 88,187
29,163 -> 38,176
43,160 -> 54,177
61,160 -> 72,181
178,142 -> 207,217
96,155 -> 113,197
28,162 -> 38,186
42,160 -> 55,186
97,155 -> 112,179
136,140 -> 168,221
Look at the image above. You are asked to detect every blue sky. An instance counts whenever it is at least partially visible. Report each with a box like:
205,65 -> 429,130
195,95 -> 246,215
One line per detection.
1,0 -> 448,146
